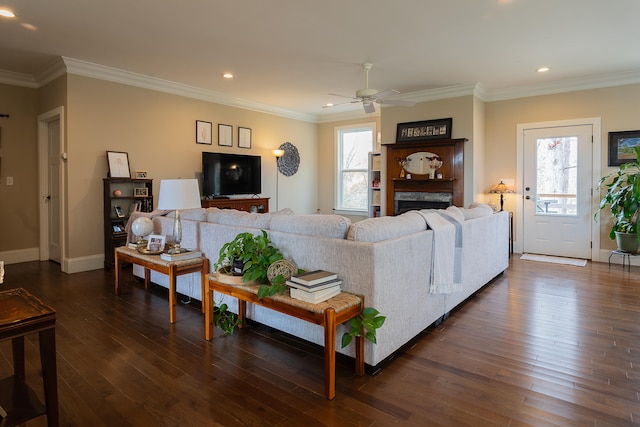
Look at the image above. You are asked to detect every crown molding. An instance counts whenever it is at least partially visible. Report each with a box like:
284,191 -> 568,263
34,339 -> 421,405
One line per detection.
56,57 -> 317,123
317,108 -> 380,124
484,69 -> 640,102
0,69 -> 38,88
4,55 -> 640,123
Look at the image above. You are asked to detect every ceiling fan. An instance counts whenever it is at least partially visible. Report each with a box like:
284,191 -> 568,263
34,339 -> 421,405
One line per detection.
325,63 -> 415,113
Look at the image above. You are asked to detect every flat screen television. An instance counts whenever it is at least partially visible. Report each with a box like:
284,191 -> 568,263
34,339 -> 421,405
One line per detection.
202,152 -> 262,197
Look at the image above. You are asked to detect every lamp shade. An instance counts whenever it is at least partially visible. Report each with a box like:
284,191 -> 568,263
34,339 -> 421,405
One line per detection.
488,180 -> 516,194
157,179 -> 201,210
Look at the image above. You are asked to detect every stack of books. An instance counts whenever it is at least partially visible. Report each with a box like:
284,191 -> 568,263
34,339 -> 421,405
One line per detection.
287,270 -> 342,303
160,250 -> 202,261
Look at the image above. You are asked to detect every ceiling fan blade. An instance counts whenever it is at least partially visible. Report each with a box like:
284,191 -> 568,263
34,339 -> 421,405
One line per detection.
328,93 -> 359,100
377,98 -> 416,107
323,99 -> 362,108
373,89 -> 399,99
363,102 -> 375,114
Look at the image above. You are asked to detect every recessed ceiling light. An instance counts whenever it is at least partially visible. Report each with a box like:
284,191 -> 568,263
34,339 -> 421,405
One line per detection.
537,66 -> 550,73
0,9 -> 15,17
222,73 -> 233,79
325,103 -> 334,107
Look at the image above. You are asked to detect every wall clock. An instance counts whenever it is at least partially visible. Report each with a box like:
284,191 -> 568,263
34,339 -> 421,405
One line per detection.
277,142 -> 300,176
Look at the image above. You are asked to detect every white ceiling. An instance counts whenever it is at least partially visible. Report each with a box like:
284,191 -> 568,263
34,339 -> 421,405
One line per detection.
2,0 -> 640,121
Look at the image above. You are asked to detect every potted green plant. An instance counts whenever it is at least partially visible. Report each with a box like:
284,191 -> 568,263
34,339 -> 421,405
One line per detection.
595,146 -> 640,253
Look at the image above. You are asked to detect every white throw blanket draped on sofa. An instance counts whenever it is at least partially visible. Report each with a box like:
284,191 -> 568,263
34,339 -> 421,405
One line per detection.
418,210 -> 463,294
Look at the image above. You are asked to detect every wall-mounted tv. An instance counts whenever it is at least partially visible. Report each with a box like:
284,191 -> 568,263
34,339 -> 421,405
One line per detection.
202,152 -> 262,197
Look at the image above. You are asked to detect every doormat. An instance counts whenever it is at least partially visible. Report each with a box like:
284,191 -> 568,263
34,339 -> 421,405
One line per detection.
520,253 -> 587,267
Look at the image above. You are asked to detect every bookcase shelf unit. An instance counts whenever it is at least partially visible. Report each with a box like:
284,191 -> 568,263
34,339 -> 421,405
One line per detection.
103,178 -> 153,268
368,152 -> 381,217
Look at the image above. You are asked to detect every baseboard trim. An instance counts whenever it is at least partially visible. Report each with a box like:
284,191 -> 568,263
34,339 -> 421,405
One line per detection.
0,248 -> 40,264
64,254 -> 104,273
598,248 -> 640,266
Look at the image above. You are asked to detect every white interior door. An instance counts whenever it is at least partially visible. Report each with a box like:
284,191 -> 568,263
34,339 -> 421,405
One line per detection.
522,125 -> 592,259
48,119 -> 61,263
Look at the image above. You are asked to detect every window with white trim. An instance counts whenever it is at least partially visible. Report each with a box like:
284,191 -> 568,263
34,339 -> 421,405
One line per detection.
335,123 -> 375,213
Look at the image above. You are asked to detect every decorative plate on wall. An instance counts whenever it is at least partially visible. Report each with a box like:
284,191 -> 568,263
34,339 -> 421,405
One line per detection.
277,142 -> 300,176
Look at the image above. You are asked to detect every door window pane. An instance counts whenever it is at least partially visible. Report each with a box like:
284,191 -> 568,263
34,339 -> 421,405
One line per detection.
535,137 -> 577,216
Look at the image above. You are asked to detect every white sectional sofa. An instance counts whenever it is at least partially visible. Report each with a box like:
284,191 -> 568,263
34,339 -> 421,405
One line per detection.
131,205 -> 509,368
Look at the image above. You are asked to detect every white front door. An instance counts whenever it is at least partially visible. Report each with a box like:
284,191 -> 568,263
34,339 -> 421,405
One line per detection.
522,125 -> 593,259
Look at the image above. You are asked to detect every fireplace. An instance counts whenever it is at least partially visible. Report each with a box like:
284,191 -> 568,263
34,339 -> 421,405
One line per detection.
395,192 -> 453,214
383,138 -> 466,216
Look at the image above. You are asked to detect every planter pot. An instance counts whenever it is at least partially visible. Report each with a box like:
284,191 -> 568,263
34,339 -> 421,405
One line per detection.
215,267 -> 256,286
231,258 -> 244,276
615,231 -> 640,253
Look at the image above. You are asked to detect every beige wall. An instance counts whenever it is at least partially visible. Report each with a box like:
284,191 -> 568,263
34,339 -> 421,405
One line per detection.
64,74 -> 317,267
4,74 -> 640,269
381,96 -> 476,207
485,83 -> 640,251
0,83 -> 39,256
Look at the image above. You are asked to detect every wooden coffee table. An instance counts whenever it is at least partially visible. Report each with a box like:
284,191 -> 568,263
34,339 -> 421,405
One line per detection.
114,246 -> 209,323
0,288 -> 58,427
205,275 -> 364,400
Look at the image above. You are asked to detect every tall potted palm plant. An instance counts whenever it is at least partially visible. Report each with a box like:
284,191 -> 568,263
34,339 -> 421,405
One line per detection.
595,146 -> 640,252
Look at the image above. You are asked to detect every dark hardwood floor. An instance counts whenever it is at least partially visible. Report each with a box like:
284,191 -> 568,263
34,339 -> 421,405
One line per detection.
1,256 -> 638,426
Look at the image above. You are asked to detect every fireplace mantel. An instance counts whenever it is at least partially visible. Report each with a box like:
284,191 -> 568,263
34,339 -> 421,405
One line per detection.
383,138 -> 467,215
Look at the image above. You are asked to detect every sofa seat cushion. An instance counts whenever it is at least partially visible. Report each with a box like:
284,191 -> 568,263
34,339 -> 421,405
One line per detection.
347,211 -> 427,242
270,214 -> 351,239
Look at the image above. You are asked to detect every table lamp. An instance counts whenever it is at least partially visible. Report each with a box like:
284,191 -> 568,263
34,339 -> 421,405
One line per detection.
488,180 -> 516,211
157,179 -> 201,253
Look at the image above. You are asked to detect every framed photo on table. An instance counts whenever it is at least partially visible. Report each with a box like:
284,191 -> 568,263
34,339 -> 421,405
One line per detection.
608,130 -> 640,166
196,120 -> 212,145
147,234 -> 166,252
218,124 -> 233,147
238,127 -> 252,149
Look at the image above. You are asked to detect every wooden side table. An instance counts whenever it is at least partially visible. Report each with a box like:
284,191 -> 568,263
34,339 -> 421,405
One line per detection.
205,275 -> 364,400
0,288 -> 58,427
114,247 -> 209,323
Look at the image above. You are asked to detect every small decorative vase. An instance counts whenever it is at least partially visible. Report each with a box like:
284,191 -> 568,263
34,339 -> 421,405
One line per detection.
399,169 -> 405,178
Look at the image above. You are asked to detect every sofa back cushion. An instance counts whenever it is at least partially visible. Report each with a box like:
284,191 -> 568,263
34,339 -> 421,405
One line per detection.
347,211 -> 427,242
462,203 -> 494,220
207,208 -> 273,229
270,214 -> 351,239
166,208 -> 208,222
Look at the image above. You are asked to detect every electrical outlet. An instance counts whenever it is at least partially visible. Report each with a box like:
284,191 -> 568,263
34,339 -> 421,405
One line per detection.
6,177 -> 13,186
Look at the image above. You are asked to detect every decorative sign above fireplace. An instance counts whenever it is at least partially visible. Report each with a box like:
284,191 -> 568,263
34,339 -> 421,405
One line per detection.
396,118 -> 452,142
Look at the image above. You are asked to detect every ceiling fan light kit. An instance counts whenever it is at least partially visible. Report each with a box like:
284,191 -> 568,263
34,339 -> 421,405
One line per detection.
326,63 -> 415,113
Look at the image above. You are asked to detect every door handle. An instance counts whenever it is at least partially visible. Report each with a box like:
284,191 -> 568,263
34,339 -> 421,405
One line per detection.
525,195 -> 531,200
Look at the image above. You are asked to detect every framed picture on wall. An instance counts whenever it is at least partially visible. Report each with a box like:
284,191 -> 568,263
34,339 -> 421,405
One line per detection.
608,130 -> 640,166
196,120 -> 212,145
218,124 -> 233,147
396,118 -> 452,142
238,127 -> 251,149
